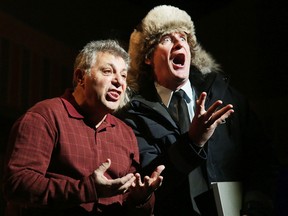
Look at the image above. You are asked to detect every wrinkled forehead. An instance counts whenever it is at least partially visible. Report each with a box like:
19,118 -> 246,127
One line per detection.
159,31 -> 188,40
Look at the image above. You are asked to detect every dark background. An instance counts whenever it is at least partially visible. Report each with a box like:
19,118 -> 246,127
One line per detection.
0,0 -> 287,215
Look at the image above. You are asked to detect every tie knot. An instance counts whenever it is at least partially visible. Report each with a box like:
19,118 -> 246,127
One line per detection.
173,89 -> 185,98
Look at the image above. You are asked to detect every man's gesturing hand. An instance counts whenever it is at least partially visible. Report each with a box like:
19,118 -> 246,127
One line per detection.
93,159 -> 136,198
189,92 -> 234,147
128,165 -> 165,204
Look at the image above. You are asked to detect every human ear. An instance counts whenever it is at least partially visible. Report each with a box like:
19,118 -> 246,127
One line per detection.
145,57 -> 151,65
74,69 -> 85,85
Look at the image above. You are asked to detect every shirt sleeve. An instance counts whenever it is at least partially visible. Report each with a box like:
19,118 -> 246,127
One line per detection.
3,111 -> 97,207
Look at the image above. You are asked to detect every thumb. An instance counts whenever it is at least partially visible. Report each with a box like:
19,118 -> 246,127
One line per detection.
97,158 -> 111,174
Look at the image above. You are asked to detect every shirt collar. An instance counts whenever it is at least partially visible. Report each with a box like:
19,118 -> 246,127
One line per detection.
155,80 -> 193,107
60,88 -> 116,127
61,89 -> 84,119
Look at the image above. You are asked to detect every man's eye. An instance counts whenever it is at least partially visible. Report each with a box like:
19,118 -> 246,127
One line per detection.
180,37 -> 186,41
161,37 -> 172,44
103,69 -> 112,74
121,73 -> 127,79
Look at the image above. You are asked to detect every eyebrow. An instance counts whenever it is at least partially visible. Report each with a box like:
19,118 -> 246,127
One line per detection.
102,62 -> 128,73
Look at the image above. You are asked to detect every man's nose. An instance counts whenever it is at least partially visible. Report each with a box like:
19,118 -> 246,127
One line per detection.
173,38 -> 183,50
113,73 -> 125,87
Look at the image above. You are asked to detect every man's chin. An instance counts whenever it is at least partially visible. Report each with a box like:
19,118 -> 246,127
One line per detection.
105,101 -> 120,113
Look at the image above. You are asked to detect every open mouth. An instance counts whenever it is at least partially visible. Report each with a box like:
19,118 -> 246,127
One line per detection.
172,53 -> 185,66
107,90 -> 121,101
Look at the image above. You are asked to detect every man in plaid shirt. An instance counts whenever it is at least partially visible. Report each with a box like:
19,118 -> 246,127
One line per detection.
2,39 -> 164,216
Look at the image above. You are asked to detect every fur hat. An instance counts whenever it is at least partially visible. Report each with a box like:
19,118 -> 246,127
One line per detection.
128,5 -> 220,91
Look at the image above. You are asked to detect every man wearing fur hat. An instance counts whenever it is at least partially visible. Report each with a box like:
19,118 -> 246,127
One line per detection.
116,5 -> 276,216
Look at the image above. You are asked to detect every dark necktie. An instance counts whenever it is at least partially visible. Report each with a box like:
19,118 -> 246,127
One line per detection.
168,89 -> 208,214
168,89 -> 190,134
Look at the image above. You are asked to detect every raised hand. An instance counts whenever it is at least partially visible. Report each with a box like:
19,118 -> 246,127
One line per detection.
189,92 -> 234,147
93,159 -> 136,198
128,165 -> 165,204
